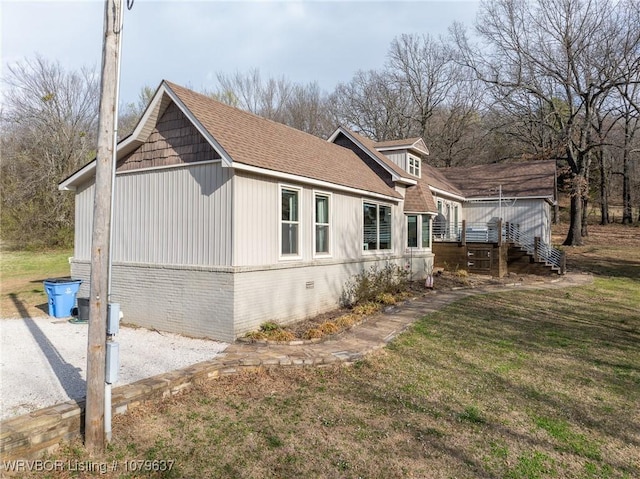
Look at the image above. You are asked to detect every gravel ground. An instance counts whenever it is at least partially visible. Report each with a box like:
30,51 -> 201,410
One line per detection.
0,316 -> 228,420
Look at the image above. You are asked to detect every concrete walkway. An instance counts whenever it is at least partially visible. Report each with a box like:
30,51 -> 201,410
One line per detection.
219,272 -> 594,367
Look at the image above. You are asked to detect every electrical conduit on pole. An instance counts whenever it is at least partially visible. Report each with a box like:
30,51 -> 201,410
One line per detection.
85,0 -> 123,453
105,0 -> 126,445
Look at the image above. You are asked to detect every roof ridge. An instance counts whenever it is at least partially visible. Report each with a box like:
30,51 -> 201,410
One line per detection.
164,80 -> 337,145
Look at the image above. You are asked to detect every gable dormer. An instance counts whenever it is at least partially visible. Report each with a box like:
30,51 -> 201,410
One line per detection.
374,138 -> 429,179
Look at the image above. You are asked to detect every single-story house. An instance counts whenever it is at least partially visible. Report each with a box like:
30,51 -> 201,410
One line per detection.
60,81 -> 560,341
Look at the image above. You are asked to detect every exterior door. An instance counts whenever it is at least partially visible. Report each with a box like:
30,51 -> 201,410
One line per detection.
467,246 -> 492,274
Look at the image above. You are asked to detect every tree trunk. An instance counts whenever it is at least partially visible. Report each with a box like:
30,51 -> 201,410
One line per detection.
598,151 -> 610,225
563,180 -> 584,246
622,147 -> 633,224
581,163 -> 590,237
581,196 -> 589,237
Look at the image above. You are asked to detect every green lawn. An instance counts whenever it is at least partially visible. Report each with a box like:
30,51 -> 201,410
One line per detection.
25,274 -> 638,478
8,224 -> 640,478
0,249 -> 72,318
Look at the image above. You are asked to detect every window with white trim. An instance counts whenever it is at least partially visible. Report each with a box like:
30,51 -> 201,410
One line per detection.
281,188 -> 299,256
421,215 -> 431,248
314,193 -> 330,255
363,202 -> 392,251
407,215 -> 418,248
408,154 -> 421,177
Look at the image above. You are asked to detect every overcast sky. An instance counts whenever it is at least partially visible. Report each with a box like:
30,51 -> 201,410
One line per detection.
1,1 -> 479,106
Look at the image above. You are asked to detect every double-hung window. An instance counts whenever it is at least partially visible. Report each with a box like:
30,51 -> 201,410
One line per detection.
281,187 -> 299,256
363,202 -> 392,251
408,154 -> 421,177
314,193 -> 330,255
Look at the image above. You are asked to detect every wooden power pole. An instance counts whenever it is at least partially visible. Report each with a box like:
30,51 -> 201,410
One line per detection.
85,0 -> 123,453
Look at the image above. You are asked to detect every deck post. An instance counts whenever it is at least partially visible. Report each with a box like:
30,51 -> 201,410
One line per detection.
460,220 -> 466,246
561,251 -> 567,274
534,236 -> 540,263
497,219 -> 503,244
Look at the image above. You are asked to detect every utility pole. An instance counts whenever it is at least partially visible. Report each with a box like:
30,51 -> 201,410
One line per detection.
85,0 -> 123,453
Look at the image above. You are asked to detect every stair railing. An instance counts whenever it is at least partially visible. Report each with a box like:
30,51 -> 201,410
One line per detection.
505,223 -> 565,273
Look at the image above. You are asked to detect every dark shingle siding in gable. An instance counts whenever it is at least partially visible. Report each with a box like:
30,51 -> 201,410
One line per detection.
332,133 -> 396,189
118,102 -> 220,172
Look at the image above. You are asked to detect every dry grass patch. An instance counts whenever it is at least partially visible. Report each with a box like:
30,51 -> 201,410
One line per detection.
22,274 -> 639,478
11,224 -> 640,478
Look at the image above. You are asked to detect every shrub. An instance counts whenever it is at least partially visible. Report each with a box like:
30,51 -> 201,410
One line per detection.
335,314 -> 358,329
341,262 -> 409,307
260,321 -> 280,332
267,330 -> 295,342
305,328 -> 323,340
375,293 -> 396,305
353,302 -> 381,316
319,322 -> 339,335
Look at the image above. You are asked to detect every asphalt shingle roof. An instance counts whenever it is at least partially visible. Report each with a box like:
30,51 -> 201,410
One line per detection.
166,82 -> 401,199
442,161 -> 556,198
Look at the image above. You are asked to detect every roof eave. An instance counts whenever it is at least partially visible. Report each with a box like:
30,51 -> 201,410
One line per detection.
59,81 -> 236,191
328,127 -> 416,186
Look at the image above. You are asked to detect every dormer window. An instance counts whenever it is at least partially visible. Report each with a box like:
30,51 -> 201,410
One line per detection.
408,154 -> 421,178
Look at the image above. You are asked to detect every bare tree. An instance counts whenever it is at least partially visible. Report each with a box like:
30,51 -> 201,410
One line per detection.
118,84 -> 155,139
215,69 -> 292,123
283,82 -> 334,138
212,69 -> 332,136
454,0 -> 640,245
1,56 -> 99,247
328,69 -> 413,140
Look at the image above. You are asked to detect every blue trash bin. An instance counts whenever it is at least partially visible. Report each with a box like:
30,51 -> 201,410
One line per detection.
43,278 -> 82,318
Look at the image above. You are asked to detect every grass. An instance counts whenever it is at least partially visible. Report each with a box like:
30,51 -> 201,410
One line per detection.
0,249 -> 72,318
7,223 -> 640,478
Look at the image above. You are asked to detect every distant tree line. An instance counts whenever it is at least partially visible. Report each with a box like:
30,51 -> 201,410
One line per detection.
1,0 -> 639,249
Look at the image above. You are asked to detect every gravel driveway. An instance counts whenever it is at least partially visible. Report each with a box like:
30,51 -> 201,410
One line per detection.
0,316 -> 228,420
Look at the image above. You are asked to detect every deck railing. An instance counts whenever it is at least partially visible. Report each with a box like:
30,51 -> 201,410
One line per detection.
433,220 -> 565,273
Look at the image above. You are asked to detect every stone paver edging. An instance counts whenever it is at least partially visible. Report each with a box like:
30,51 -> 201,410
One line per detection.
0,273 -> 593,461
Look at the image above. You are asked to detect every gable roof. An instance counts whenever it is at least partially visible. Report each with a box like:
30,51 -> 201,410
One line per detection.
375,137 -> 429,157
442,161 -> 556,199
421,162 -> 465,199
61,81 -> 401,200
327,127 -> 417,186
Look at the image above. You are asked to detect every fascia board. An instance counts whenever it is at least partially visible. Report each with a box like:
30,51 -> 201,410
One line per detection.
59,82 -> 234,190
328,127 -> 416,186
429,186 -> 466,202
162,82 -> 234,168
231,161 -> 402,202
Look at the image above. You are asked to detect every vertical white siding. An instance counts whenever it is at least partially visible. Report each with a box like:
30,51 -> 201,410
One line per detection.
113,163 -> 233,266
73,162 -> 233,266
232,171 -> 404,266
232,173 -> 280,265
382,151 -> 406,171
74,182 -> 95,260
463,199 -> 551,244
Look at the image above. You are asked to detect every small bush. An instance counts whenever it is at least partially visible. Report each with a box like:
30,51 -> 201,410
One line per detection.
319,322 -> 340,335
305,328 -> 323,340
455,269 -> 469,278
260,321 -> 280,332
375,293 -> 396,305
342,262 -> 410,307
267,330 -> 295,342
335,314 -> 358,329
353,302 -> 381,316
245,321 -> 294,341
